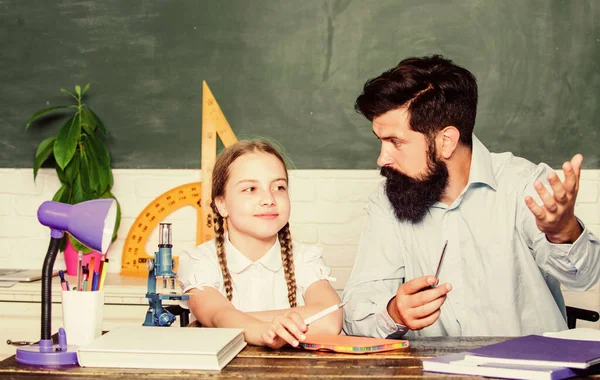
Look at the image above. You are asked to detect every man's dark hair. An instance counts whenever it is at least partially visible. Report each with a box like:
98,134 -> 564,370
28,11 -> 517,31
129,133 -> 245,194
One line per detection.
355,55 -> 478,147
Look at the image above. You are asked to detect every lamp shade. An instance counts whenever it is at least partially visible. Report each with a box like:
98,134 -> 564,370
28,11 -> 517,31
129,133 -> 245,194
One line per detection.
37,199 -> 118,254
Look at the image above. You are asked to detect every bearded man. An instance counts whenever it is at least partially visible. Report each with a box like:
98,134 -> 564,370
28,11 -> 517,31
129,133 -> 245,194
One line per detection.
341,55 -> 600,338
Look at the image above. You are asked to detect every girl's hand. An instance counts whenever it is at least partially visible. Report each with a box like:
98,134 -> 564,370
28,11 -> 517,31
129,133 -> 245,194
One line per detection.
260,311 -> 308,349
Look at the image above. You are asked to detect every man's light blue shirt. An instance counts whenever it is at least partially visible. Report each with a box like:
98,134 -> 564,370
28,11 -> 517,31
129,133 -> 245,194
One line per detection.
342,135 -> 600,338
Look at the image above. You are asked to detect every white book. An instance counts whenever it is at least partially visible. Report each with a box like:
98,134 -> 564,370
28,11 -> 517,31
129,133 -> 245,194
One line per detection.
77,326 -> 246,370
544,328 -> 600,342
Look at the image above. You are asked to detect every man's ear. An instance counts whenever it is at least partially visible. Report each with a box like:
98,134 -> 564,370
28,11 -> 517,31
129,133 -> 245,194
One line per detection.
438,126 -> 460,159
214,196 -> 228,218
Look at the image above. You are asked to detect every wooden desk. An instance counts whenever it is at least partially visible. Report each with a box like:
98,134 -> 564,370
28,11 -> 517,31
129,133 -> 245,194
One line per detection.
3,336 -> 595,379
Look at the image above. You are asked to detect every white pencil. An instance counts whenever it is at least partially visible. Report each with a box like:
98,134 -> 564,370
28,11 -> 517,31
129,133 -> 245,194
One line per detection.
304,302 -> 347,325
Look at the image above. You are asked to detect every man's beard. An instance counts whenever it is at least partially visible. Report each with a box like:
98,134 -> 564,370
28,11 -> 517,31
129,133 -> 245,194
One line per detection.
381,143 -> 449,224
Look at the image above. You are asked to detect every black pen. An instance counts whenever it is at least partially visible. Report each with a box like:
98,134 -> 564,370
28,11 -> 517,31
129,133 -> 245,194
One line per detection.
431,240 -> 448,288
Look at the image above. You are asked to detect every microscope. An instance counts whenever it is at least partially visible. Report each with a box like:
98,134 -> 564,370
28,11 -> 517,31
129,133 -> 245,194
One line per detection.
143,223 -> 189,327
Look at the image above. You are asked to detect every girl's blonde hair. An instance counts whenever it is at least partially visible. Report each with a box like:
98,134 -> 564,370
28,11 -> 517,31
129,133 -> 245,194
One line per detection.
211,140 -> 297,307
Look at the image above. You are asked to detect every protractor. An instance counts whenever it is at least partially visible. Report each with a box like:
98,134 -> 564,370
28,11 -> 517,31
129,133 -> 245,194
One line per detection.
120,81 -> 237,277
120,182 -> 202,277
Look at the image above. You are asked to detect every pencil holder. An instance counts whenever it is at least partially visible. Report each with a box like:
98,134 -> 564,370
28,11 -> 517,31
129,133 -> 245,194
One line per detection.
61,290 -> 104,347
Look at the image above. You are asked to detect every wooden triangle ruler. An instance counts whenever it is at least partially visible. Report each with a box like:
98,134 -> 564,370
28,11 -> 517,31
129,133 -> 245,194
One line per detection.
120,82 -> 238,276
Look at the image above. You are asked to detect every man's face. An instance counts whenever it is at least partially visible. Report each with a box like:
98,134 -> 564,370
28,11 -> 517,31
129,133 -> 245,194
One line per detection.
373,108 -> 449,223
373,107 -> 430,179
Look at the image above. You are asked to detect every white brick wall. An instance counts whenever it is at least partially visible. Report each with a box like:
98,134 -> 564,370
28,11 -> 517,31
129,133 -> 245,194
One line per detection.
1,168 -> 599,327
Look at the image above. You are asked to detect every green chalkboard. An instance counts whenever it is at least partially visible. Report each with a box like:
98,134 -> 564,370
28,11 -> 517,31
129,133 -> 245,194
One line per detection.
1,0 -> 599,169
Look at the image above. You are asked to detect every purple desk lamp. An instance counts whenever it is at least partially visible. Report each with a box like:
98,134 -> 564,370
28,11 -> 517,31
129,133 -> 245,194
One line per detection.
16,199 -> 117,366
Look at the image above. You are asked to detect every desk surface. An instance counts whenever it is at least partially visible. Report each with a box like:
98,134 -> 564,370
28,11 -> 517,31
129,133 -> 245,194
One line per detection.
1,336 -> 597,379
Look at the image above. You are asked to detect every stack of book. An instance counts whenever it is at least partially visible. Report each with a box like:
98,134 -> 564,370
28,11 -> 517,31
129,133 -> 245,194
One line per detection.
422,332 -> 600,380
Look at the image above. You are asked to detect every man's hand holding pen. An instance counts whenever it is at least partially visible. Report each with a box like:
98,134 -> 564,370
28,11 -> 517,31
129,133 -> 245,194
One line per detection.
386,276 -> 452,330
386,240 -> 451,331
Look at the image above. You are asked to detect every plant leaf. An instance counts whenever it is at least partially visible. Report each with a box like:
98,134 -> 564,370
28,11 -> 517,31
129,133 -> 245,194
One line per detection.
75,85 -> 81,97
25,105 -> 70,129
60,88 -> 78,100
88,108 -> 107,136
33,136 -> 56,180
81,123 -> 94,136
78,150 -> 92,196
71,174 -> 90,204
54,115 -> 80,169
107,168 -> 114,189
55,165 -> 68,184
81,108 -> 96,133
82,83 -> 90,96
87,130 -> 110,168
52,183 -> 69,203
83,136 -> 108,193
94,163 -> 109,195
81,138 -> 101,194
68,234 -> 93,254
63,152 -> 80,186
59,236 -> 67,253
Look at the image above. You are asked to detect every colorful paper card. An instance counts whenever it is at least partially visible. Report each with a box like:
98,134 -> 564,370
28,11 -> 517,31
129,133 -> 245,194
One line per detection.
298,334 -> 409,354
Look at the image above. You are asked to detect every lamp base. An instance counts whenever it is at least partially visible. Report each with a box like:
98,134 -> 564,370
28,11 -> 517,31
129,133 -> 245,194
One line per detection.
16,339 -> 78,366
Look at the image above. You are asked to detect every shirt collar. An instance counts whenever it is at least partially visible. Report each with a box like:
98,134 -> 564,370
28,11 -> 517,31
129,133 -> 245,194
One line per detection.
467,134 -> 498,191
431,134 -> 497,210
225,235 -> 283,274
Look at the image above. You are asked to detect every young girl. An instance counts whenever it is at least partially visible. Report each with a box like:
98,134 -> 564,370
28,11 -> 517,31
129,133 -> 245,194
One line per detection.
178,140 -> 342,348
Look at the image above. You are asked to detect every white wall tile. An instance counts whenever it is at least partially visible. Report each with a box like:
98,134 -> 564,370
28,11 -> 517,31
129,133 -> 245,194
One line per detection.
290,201 -> 367,224
0,194 -> 14,216
588,225 -> 600,238
575,204 -> 600,225
289,223 -> 318,244
0,169 -> 45,195
288,175 -> 317,202
0,215 -> 47,238
578,181 -> 599,204
321,245 -> 358,268
318,218 -> 365,246
318,179 -> 381,203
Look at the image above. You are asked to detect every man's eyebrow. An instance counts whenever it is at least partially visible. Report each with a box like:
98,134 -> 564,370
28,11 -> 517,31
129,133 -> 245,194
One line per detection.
373,130 -> 395,141
373,130 -> 406,142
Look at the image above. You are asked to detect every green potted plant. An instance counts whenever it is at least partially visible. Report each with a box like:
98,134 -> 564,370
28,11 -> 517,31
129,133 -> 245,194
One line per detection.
26,84 -> 121,275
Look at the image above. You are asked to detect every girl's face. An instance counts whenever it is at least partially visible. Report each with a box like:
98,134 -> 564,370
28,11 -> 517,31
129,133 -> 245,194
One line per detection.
215,151 -> 290,246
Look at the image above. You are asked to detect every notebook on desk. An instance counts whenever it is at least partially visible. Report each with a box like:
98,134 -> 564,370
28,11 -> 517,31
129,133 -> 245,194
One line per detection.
422,352 -> 581,380
77,326 -> 246,370
0,269 -> 58,282
464,334 -> 600,369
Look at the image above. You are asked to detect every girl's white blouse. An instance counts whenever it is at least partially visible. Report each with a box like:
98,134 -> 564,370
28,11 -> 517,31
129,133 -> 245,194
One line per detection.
178,237 -> 333,312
